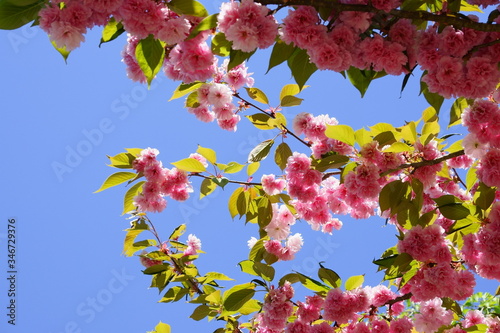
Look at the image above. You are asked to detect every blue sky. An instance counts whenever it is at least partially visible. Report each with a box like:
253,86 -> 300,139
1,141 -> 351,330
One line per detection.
0,6 -> 498,332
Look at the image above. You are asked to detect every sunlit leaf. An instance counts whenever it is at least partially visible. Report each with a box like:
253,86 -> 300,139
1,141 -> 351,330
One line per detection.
171,158 -> 206,172
94,172 -> 136,193
345,275 -> 364,290
248,139 -> 274,163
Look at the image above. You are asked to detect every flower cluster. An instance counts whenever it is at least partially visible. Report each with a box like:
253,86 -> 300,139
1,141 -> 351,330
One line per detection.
462,99 -> 500,187
217,0 -> 278,53
184,60 -> 254,130
462,202 -> 500,280
400,262 -> 476,301
281,5 -> 500,99
397,224 -> 452,263
256,282 -> 294,332
131,148 -> 192,213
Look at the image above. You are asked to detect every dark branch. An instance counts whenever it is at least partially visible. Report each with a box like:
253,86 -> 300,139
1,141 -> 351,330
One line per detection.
256,0 -> 500,32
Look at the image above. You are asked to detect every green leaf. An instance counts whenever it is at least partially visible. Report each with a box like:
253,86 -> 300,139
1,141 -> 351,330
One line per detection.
325,124 -> 355,146
247,162 -> 260,176
123,181 -> 145,215
169,82 -> 203,101
94,172 -> 137,193
0,0 -> 44,30
288,48 -> 317,90
318,267 -> 342,289
211,32 -> 231,57
239,260 -> 260,277
222,283 -> 255,312
187,13 -> 217,39
204,272 -> 234,281
168,224 -> 186,240
474,182 -> 496,210
253,261 -> 275,281
196,145 -> 216,164
311,154 -> 349,172
135,35 -> 165,86
268,41 -> 296,73
246,113 -> 274,130
185,91 -> 200,108
346,67 -> 379,97
143,263 -> 169,275
248,139 -> 274,163
245,87 -> 269,104
123,219 -> 149,256
433,195 -> 470,220
200,178 -> 217,199
449,98 -> 469,128
268,112 -> 287,129
228,49 -> 255,71
228,187 -> 244,219
167,0 -> 208,17
344,275 -> 364,290
420,78 -> 444,114
171,158 -> 206,173
190,305 -> 211,321
296,273 -> 329,293
379,180 -> 410,214
280,95 -> 303,107
99,17 -> 124,46
212,176 -> 229,189
279,273 -> 302,286
466,165 -> 478,192
223,162 -> 245,174
275,142 -> 293,170
238,299 -> 261,315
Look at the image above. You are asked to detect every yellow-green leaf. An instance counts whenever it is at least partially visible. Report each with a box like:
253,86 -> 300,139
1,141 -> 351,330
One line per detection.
171,158 -> 206,172
200,178 -> 217,199
196,145 -> 216,164
94,172 -> 137,193
123,181 -> 145,215
325,124 -> 355,146
247,162 -> 260,176
153,321 -> 171,333
275,142 -> 293,170
245,87 -> 269,104
280,95 -> 303,107
248,140 -> 274,163
228,187 -> 244,219
169,82 -> 203,101
279,84 -> 307,101
344,275 -> 364,290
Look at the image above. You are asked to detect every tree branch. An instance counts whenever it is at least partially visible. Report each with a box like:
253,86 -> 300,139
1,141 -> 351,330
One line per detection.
191,173 -> 262,186
256,0 -> 500,32
381,149 -> 465,176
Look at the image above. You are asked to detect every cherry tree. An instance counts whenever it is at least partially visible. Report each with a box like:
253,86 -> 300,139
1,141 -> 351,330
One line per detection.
1,0 -> 500,332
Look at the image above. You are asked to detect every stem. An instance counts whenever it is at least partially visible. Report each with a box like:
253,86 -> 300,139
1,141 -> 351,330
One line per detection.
144,216 -> 163,246
234,93 -> 312,147
256,0 -> 500,32
283,125 -> 313,147
234,92 -> 275,118
381,150 -> 465,177
191,173 -> 262,186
